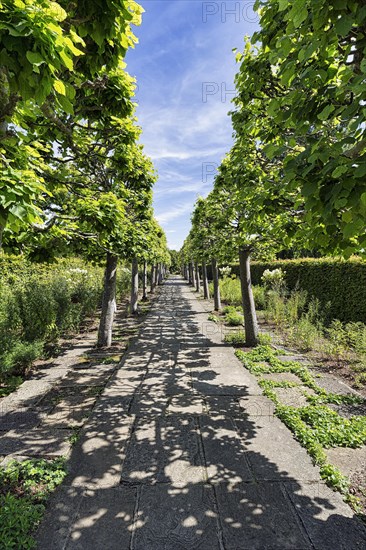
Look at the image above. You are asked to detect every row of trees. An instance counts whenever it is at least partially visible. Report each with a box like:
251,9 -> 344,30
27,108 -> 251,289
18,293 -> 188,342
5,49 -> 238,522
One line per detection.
181,0 -> 366,346
0,0 -> 170,346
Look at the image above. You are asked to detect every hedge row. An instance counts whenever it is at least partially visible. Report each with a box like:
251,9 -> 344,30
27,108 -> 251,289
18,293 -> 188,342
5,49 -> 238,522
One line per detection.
206,258 -> 366,323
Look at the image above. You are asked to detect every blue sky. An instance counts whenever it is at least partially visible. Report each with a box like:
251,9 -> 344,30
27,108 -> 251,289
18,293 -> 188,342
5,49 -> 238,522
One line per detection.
126,1 -> 259,250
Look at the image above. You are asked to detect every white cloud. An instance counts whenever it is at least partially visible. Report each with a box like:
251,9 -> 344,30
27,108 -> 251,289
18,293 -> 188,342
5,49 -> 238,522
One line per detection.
155,202 -> 193,224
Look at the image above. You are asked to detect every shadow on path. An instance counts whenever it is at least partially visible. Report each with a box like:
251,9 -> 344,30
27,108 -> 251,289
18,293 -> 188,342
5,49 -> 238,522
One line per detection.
35,277 -> 366,549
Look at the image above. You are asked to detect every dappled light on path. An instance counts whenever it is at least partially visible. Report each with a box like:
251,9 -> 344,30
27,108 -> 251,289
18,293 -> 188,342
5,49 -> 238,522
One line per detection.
35,277 -> 366,549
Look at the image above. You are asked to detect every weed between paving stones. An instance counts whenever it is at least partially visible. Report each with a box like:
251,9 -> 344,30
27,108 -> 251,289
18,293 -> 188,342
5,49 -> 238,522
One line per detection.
234,344 -> 366,518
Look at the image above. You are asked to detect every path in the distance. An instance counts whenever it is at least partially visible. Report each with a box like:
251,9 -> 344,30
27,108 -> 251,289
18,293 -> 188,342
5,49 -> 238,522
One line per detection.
37,276 -> 366,549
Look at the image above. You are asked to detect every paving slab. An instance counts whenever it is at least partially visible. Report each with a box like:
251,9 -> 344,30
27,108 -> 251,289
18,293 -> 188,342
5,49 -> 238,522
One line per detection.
0,408 -> 45,430
38,386 -> 100,408
328,400 -> 366,418
191,363 -> 261,396
58,370 -> 112,387
199,415 -> 254,484
41,402 -> 95,428
66,486 -> 136,549
0,427 -> 72,456
121,416 -> 205,487
129,392 -> 169,416
1,379 -> 54,408
238,395 -> 276,418
313,373 -> 362,396
132,483 -> 220,550
273,386 -> 315,408
167,395 -> 207,415
215,481 -> 312,549
325,446 -> 366,477
36,486 -> 136,550
283,481 -> 366,549
277,355 -> 312,365
205,395 -> 242,417
66,415 -> 134,489
235,417 -> 321,482
35,486 -> 85,549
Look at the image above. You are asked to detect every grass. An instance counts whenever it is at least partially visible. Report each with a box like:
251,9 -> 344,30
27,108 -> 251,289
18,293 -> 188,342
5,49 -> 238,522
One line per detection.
0,457 -> 67,549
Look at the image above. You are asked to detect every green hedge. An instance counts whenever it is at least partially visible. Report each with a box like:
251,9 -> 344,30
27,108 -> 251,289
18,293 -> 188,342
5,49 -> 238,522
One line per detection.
218,258 -> 366,323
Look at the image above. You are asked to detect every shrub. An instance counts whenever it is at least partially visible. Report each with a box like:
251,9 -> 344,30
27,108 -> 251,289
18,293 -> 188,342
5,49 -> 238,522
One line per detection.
219,276 -> 242,306
117,267 -> 131,301
251,258 -> 366,324
287,317 -> 322,351
225,311 -> 244,326
252,285 -> 266,310
0,257 -> 106,385
1,341 -> 44,378
265,291 -> 287,326
222,305 -> 237,314
285,290 -> 308,325
258,332 -> 272,345
219,265 -> 232,277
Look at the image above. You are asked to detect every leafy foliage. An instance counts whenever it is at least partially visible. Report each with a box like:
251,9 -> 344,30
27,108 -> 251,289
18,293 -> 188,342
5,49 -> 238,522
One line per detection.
0,457 -> 67,549
0,257 -> 104,385
232,0 -> 366,255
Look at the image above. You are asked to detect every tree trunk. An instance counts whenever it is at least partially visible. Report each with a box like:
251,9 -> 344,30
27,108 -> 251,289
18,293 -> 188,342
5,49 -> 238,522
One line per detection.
130,257 -> 139,314
191,261 -> 196,288
142,260 -> 148,301
158,263 -> 163,284
211,257 -> 221,311
239,246 -> 258,347
184,264 -> 188,280
188,262 -> 193,285
195,262 -> 201,292
202,260 -> 210,299
150,265 -> 155,292
97,252 -> 118,347
154,263 -> 159,286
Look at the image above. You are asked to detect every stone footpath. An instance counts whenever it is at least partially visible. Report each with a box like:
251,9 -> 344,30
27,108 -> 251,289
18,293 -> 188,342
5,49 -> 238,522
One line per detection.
6,277 -> 366,549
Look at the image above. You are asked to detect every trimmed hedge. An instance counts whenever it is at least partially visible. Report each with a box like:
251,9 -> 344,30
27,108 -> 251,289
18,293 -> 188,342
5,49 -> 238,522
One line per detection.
206,258 -> 366,323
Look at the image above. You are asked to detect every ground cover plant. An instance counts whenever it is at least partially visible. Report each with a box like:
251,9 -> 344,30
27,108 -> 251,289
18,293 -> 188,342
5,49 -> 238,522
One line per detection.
234,344 -> 366,518
0,458 -> 67,549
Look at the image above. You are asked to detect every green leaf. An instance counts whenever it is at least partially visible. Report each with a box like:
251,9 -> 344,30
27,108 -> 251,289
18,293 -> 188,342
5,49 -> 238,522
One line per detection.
56,94 -> 74,115
278,0 -> 288,12
53,79 -> 66,95
354,163 -> 366,178
302,180 -> 317,197
342,211 -> 353,223
318,104 -> 335,121
287,1 -> 308,28
58,50 -> 73,71
331,165 -> 348,178
26,51 -> 44,66
335,15 -> 354,37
